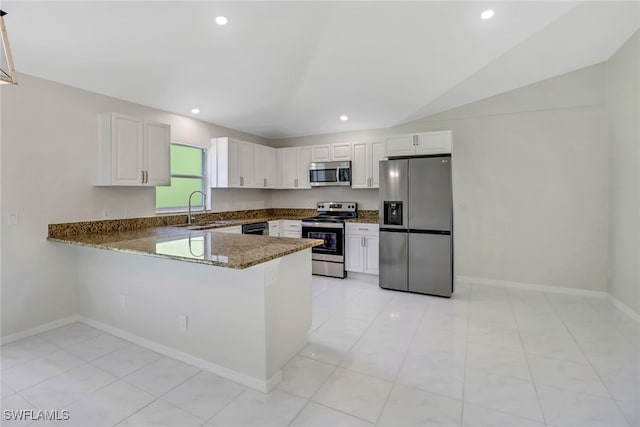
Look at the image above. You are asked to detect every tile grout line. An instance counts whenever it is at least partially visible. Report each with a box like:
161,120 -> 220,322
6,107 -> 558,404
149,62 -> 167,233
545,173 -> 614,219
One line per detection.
459,282 -> 472,427
373,295 -> 431,426
547,296 -> 635,426
202,385 -> 249,426
287,281 -> 385,427
509,289 -> 548,426
296,283 -> 398,425
115,366 -> 205,426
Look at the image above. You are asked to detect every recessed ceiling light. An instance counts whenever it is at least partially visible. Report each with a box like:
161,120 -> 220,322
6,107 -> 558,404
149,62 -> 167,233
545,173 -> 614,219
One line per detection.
215,16 -> 228,26
191,108 -> 200,114
340,115 -> 349,122
481,10 -> 494,20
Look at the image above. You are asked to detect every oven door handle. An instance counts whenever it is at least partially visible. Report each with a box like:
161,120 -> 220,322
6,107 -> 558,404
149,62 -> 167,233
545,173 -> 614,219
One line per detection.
302,222 -> 344,229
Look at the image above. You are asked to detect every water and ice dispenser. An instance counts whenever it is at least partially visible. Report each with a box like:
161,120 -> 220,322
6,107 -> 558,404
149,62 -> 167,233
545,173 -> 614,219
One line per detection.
383,201 -> 403,226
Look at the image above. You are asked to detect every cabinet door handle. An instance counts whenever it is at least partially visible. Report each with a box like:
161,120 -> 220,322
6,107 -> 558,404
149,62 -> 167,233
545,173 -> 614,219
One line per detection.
358,228 -> 368,231
240,176 -> 244,186
145,170 -> 149,183
295,178 -> 298,187
264,178 -> 267,187
141,170 -> 145,184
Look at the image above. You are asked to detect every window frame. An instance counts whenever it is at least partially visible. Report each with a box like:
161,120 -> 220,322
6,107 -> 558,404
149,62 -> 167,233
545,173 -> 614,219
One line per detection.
155,142 -> 208,214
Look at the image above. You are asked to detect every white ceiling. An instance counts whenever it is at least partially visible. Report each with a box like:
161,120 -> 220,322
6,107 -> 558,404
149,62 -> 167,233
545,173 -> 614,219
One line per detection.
3,1 -> 639,139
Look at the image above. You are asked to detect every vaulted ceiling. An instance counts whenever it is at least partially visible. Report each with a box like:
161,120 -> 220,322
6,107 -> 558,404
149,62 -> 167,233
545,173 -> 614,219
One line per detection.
3,1 -> 639,138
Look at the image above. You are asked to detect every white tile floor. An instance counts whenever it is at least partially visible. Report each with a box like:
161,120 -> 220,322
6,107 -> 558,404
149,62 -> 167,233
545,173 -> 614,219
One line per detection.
1,276 -> 638,427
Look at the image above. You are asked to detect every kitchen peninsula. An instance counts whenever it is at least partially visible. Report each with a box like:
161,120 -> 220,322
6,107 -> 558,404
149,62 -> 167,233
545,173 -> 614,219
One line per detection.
47,211 -> 323,392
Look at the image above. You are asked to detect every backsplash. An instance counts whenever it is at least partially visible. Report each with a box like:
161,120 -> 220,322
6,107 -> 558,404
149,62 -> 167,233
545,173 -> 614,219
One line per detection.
48,208 -> 316,239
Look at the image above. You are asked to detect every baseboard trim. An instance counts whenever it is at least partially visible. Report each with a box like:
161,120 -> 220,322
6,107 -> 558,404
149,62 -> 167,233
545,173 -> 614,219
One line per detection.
1,315 -> 81,345
77,317 -> 280,393
346,271 -> 379,284
607,295 -> 640,323
456,275 -> 608,298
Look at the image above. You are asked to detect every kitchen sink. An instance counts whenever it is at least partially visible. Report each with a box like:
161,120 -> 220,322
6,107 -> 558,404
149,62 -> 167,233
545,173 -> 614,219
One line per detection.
174,220 -> 239,230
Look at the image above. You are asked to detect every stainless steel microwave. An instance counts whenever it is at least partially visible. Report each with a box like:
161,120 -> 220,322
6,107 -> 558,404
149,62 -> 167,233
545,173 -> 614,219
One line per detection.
309,161 -> 351,187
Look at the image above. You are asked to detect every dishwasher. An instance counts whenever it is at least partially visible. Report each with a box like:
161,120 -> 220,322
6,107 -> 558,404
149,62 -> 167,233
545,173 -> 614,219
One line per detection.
242,222 -> 269,235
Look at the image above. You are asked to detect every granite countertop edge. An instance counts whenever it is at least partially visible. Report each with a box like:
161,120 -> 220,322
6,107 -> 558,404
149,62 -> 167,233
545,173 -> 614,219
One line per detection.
48,235 -> 324,269
344,218 -> 380,224
47,209 -> 377,269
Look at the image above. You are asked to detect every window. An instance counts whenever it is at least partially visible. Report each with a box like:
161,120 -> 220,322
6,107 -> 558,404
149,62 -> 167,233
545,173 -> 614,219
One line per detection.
156,143 -> 206,212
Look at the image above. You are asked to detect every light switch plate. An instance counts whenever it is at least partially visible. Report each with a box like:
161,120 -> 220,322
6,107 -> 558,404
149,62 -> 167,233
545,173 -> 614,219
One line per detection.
178,315 -> 188,332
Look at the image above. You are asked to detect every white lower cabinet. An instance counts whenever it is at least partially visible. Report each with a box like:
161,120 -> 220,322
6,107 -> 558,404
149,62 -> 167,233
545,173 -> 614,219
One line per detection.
268,220 -> 280,237
280,220 -> 302,238
345,223 -> 379,275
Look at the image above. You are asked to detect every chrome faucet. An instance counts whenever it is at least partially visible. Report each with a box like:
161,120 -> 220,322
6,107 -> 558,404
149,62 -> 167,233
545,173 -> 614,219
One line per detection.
188,191 -> 207,224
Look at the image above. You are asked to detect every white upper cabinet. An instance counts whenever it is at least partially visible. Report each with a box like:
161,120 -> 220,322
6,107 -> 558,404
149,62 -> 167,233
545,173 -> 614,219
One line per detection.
277,146 -> 311,189
210,137 -> 255,188
297,147 -> 312,188
97,112 -> 170,186
252,144 -> 265,188
370,142 -> 385,188
385,134 -> 415,157
415,131 -> 452,155
331,143 -> 352,160
278,147 -> 297,188
311,143 -> 352,162
238,141 -> 253,187
385,130 -> 452,157
311,145 -> 331,162
144,121 -> 171,186
251,144 -> 276,188
264,146 -> 276,189
351,141 -> 385,189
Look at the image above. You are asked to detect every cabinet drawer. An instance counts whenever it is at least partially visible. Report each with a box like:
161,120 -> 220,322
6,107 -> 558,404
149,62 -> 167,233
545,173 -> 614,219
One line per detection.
345,222 -> 379,236
281,220 -> 302,231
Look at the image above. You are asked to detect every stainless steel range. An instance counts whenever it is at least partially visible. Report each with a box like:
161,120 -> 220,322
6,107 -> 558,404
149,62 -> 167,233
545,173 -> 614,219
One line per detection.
302,202 -> 357,279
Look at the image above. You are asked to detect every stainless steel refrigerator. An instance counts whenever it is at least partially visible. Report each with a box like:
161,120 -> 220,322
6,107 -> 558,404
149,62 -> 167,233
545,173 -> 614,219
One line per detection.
379,156 -> 453,297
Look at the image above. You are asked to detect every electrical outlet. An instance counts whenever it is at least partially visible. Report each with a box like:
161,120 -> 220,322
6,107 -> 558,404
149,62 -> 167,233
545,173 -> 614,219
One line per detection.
7,212 -> 18,225
119,294 -> 126,310
265,265 -> 278,286
102,208 -> 110,219
178,315 -> 188,332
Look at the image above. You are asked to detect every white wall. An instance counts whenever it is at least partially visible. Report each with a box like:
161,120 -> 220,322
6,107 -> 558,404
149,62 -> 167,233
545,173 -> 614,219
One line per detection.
0,74 -> 267,337
275,63 -> 610,293
606,31 -> 640,314
271,188 -> 378,210
1,52 -> 631,337
210,189 -> 271,212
